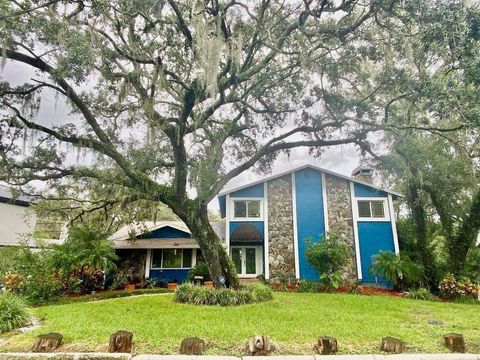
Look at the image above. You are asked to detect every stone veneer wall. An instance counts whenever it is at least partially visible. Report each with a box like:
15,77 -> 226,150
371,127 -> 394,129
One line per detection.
325,175 -> 357,281
267,175 -> 296,283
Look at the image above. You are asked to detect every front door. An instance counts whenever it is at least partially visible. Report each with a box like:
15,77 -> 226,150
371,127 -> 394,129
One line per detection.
230,246 -> 262,277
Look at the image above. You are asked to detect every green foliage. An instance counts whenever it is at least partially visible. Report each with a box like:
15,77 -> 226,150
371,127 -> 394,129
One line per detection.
0,246 -> 21,278
187,262 -> 211,282
405,288 -> 436,301
438,273 -> 479,300
304,232 -> 349,290
297,281 -> 322,293
0,225 -> 118,302
0,293 -> 29,333
462,246 -> 480,282
370,251 -> 424,290
51,224 -> 118,294
174,283 -> 273,306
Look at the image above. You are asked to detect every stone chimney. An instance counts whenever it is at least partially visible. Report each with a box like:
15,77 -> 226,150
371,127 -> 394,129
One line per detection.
351,165 -> 374,184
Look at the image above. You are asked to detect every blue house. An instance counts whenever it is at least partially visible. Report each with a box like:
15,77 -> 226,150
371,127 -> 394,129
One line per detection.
217,164 -> 401,285
110,164 -> 400,286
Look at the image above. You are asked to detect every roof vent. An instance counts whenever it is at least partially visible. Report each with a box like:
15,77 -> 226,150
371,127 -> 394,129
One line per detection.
351,165 -> 374,184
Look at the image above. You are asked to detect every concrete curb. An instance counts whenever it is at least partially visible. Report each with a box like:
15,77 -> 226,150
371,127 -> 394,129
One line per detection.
1,354 -> 480,360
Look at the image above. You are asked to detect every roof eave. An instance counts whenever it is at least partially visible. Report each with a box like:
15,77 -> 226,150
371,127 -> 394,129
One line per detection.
217,164 -> 402,198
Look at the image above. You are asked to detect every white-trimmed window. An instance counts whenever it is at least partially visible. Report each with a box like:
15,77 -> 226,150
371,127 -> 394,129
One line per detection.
151,249 -> 193,269
231,198 -> 263,220
357,199 -> 389,221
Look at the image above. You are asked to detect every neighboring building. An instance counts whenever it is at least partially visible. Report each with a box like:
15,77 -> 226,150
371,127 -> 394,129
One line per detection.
0,185 -> 65,248
110,163 -> 401,286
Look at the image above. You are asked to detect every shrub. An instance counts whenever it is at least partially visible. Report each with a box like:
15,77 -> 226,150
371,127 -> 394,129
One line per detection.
0,293 -> 29,333
187,262 -> 211,281
439,273 -> 479,300
174,283 -> 273,306
370,251 -> 423,290
297,280 -> 321,293
304,232 -> 349,290
405,288 -> 436,301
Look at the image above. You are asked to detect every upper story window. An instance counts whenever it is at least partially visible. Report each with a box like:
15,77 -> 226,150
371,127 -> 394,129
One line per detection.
231,199 -> 262,220
357,199 -> 388,220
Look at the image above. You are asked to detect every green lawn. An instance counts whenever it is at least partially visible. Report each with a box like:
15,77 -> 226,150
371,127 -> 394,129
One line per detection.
1,292 -> 479,355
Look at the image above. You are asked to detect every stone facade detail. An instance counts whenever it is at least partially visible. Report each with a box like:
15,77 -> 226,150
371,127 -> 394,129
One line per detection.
325,175 -> 358,281
267,175 -> 296,283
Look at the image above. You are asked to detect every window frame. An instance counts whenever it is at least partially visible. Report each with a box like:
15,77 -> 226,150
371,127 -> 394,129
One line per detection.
150,248 -> 196,270
230,197 -> 264,221
356,197 -> 390,221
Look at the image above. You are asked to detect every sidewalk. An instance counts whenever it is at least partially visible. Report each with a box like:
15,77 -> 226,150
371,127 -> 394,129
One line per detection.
1,354 -> 480,360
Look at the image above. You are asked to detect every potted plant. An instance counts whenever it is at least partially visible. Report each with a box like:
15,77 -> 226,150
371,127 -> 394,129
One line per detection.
167,279 -> 178,290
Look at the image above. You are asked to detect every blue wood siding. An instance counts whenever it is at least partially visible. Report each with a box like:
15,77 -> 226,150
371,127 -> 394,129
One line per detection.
357,221 -> 395,285
149,269 -> 189,283
354,183 -> 388,197
140,226 -> 191,239
295,168 -> 326,281
230,221 -> 264,242
230,183 -> 264,197
218,195 -> 226,218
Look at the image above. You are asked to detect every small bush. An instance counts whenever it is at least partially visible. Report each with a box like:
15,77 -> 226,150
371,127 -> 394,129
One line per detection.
439,273 -> 479,299
405,288 -> 436,301
174,283 -> 273,306
297,280 -> 321,293
0,293 -> 29,333
304,232 -> 349,290
187,262 -> 211,281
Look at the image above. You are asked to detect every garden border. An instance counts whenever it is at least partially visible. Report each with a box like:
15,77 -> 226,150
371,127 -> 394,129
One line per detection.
1,354 -> 480,360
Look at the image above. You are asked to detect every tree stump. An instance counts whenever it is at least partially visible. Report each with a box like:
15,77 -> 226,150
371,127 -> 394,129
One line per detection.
180,337 -> 205,355
109,330 -> 133,353
33,333 -> 63,352
381,336 -> 405,353
315,336 -> 338,355
248,335 -> 273,355
444,333 -> 465,353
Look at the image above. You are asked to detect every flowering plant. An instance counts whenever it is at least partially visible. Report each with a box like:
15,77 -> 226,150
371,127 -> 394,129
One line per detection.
439,273 -> 479,299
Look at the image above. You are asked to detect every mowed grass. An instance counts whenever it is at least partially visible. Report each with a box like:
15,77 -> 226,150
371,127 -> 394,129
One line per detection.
1,292 -> 480,354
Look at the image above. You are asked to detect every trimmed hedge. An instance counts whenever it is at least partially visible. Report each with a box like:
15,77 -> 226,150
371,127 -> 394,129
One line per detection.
0,293 -> 30,333
174,283 -> 273,306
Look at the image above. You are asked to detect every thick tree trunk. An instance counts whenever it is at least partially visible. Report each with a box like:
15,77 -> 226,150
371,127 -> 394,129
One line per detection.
176,202 -> 240,289
407,179 -> 436,288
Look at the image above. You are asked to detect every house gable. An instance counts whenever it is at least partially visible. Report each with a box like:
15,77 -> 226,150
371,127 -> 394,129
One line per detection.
139,226 -> 191,239
218,163 -> 400,285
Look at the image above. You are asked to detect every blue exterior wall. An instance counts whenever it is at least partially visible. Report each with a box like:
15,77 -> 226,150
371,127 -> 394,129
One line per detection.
230,183 -> 264,197
357,221 -> 395,285
295,168 -> 326,281
149,269 -> 190,283
354,183 -> 388,197
140,226 -> 191,239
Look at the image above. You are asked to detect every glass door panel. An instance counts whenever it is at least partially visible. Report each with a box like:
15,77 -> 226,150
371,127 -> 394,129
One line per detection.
245,248 -> 256,274
231,248 -> 242,274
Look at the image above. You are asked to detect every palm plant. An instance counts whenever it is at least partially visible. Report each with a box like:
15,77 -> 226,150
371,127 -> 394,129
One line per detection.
370,251 -> 424,290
